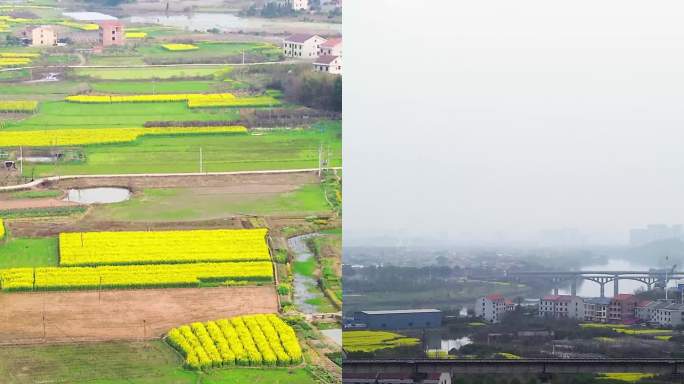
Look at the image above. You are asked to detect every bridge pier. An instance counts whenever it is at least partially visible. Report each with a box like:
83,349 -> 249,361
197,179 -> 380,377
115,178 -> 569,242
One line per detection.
600,282 -> 605,298
614,276 -> 619,296
553,287 -> 559,295
570,278 -> 577,296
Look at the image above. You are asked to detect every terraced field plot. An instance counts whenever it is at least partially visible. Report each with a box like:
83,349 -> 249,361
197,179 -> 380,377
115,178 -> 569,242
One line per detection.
0,286 -> 278,344
4,101 -> 241,130
26,122 -> 341,176
168,314 -> 302,369
0,261 -> 274,291
59,228 -> 270,266
73,66 -> 232,80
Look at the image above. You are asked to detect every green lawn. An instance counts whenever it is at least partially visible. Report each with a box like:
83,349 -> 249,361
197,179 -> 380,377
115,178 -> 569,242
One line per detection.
91,183 -> 331,221
90,80 -> 217,94
6,100 -> 240,130
0,341 -> 318,384
72,66 -> 231,80
0,237 -> 58,268
27,122 -> 341,176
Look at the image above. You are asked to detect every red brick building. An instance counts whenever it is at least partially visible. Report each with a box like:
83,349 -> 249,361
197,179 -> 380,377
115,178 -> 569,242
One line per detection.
99,20 -> 125,46
609,294 -> 639,323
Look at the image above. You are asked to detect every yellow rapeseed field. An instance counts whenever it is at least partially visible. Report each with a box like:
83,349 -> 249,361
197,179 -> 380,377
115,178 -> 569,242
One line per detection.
162,43 -> 199,51
187,96 -> 281,108
167,314 -> 303,369
58,21 -> 99,31
66,93 -> 236,103
0,126 -> 247,147
0,261 -> 273,291
60,228 -> 271,266
0,100 -> 38,112
125,32 -> 147,38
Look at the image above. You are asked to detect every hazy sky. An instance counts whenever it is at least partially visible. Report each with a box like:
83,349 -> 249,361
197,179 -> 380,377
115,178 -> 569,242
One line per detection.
344,0 -> 684,246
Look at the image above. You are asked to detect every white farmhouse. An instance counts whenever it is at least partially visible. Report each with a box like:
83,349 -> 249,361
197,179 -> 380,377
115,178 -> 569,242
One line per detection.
475,294 -> 515,323
319,37 -> 342,56
652,303 -> 684,327
539,295 -> 584,319
283,33 -> 327,58
313,55 -> 342,75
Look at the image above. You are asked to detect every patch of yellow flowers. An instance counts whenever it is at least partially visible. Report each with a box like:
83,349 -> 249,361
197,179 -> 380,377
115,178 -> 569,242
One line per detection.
162,43 -> 199,51
66,93 -> 236,103
60,228 -> 271,266
125,32 -> 147,38
58,21 -> 99,31
0,126 -> 246,147
167,314 -> 303,369
0,261 -> 273,291
0,100 -> 38,112
187,96 -> 281,108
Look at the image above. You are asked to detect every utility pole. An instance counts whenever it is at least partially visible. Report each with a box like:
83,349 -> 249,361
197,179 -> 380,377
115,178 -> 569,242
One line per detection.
199,147 -> 203,173
19,146 -> 22,176
317,143 -> 323,177
242,50 -> 245,65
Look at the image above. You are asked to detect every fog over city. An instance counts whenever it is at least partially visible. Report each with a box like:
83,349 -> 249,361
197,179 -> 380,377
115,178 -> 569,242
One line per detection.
344,0 -> 684,246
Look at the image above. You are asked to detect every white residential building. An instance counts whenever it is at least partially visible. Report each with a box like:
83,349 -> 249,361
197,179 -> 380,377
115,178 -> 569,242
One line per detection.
319,37 -> 342,56
283,34 -> 326,58
539,295 -> 584,319
313,55 -> 342,74
290,0 -> 309,10
475,294 -> 515,323
652,303 -> 684,327
584,297 -> 611,323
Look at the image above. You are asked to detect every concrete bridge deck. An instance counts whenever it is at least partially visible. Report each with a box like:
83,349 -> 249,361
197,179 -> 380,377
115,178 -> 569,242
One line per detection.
344,358 -> 684,375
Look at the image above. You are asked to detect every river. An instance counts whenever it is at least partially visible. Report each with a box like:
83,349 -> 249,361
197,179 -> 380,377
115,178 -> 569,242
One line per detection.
127,13 -> 341,34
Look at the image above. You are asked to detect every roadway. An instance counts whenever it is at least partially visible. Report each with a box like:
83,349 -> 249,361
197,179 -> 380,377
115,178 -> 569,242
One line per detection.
0,167 -> 342,192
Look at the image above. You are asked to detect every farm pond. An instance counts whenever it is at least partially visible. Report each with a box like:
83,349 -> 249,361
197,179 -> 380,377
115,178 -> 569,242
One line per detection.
63,187 -> 131,204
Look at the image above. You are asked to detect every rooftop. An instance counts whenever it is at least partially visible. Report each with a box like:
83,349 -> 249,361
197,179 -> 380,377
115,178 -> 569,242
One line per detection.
285,33 -> 323,43
360,309 -> 442,315
586,297 -> 612,305
321,37 -> 342,47
63,11 -> 117,21
314,55 -> 340,65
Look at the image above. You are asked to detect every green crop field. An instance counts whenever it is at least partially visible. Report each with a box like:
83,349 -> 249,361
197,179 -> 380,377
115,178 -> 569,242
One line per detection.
5,101 -> 240,130
91,183 -> 332,222
26,121 -> 341,176
0,340 -> 320,384
90,80 -> 217,94
72,66 -> 231,80
0,237 -> 58,268
138,42 -> 281,62
0,81 -> 87,96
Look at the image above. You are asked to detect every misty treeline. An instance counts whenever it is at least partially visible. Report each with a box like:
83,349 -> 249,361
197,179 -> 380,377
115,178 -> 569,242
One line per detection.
343,265 -> 464,292
236,65 -> 342,111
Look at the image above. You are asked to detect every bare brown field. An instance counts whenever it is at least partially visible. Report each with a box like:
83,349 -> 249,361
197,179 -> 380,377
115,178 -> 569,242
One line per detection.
0,286 -> 278,345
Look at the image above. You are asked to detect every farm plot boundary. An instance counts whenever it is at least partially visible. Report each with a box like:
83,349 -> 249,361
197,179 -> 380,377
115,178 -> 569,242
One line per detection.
0,286 -> 278,345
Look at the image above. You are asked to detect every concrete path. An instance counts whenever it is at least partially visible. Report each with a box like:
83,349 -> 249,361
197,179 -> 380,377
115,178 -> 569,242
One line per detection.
0,167 -> 341,192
